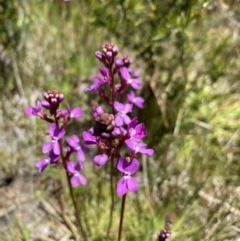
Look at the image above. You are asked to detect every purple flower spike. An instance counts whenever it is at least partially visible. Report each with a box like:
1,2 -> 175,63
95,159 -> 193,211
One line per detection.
25,101 -> 42,117
128,117 -> 147,139
66,135 -> 86,162
114,101 -> 132,126
93,154 -> 108,166
82,131 -> 98,145
127,91 -> 144,109
120,67 -> 142,90
42,123 -> 65,155
67,104 -> 84,119
67,161 -> 87,187
116,157 -> 139,196
35,151 -> 59,173
125,139 -> 154,156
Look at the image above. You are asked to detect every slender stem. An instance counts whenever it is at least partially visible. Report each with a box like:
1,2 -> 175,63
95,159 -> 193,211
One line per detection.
66,171 -> 87,241
118,194 -> 127,241
57,121 -> 87,241
106,156 -> 115,238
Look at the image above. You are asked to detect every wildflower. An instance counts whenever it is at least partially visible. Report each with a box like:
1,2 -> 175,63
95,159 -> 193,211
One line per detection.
116,157 -> 139,196
67,161 -> 87,187
35,151 -> 59,173
114,101 -> 132,126
25,100 -> 43,117
125,139 -> 154,156
66,135 -> 87,162
82,131 -> 99,145
127,91 -> 144,109
67,104 -> 84,119
42,123 -> 65,155
93,105 -> 104,118
119,67 -> 142,90
93,154 -> 108,166
85,67 -> 109,93
127,117 -> 147,140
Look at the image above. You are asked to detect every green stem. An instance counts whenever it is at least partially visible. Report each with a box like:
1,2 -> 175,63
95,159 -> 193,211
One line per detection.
66,171 -> 87,241
118,194 -> 127,241
106,156 -> 115,238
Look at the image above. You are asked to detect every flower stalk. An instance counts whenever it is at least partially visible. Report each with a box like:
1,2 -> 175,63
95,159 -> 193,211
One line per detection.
26,43 -> 155,240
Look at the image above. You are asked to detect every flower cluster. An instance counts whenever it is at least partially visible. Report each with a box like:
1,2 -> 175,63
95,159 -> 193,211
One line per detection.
26,43 -> 153,197
83,43 -> 154,196
26,90 -> 88,187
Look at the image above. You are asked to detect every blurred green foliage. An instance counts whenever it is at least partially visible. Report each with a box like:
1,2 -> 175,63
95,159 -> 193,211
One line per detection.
1,0 -> 240,240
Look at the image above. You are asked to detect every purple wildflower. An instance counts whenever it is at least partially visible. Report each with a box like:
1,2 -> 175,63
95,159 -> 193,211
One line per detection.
127,91 -> 144,109
82,131 -> 98,145
67,161 -> 87,187
66,135 -> 86,162
93,154 -> 108,166
119,67 -> 142,90
125,139 -> 154,156
127,118 -> 147,140
85,67 -> 109,92
35,151 -> 59,173
25,101 -> 43,117
114,101 -> 132,126
67,104 -> 84,119
93,105 -> 104,118
116,157 -> 139,196
42,123 -> 65,155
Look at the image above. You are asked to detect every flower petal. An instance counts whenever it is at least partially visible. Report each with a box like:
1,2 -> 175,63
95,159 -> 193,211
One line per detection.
71,107 -> 84,119
123,158 -> 139,174
35,158 -> 49,173
53,142 -> 61,155
115,115 -> 124,127
67,161 -> 75,174
114,101 -> 124,111
82,131 -> 97,145
76,149 -> 85,162
71,174 -> 87,187
49,123 -> 57,137
42,141 -> 53,154
93,154 -> 108,166
127,177 -> 139,192
117,177 -> 128,196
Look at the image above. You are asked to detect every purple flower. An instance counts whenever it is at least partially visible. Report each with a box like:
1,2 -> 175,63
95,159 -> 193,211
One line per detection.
125,139 -> 154,156
93,105 -> 104,118
25,101 -> 42,117
93,154 -> 108,166
35,151 -> 59,173
42,123 -> 65,155
82,131 -> 98,145
111,126 -> 127,136
114,101 -> 132,126
116,157 -> 139,196
85,67 -> 109,92
67,161 -> 87,187
127,91 -> 144,109
67,104 -> 84,119
127,117 -> 147,140
66,135 -> 87,162
95,51 -> 103,61
119,67 -> 142,90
